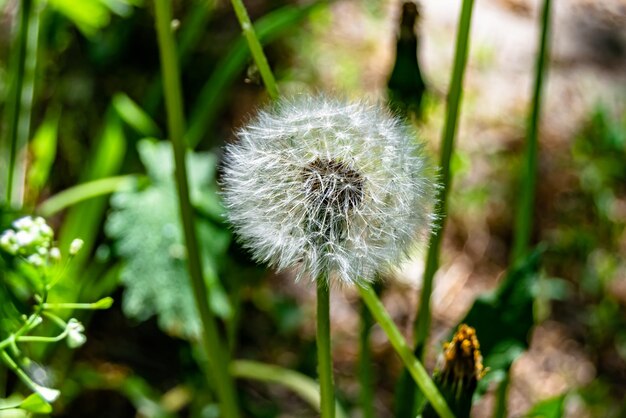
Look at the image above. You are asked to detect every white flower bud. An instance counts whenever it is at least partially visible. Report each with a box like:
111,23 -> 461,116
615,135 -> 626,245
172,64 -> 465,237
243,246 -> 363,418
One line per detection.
13,216 -> 34,230
39,223 -> 54,239
66,318 -> 87,348
33,384 -> 61,403
222,96 -> 436,286
0,230 -> 18,254
69,239 -> 84,256
26,254 -> 44,267
49,247 -> 61,261
15,230 -> 36,247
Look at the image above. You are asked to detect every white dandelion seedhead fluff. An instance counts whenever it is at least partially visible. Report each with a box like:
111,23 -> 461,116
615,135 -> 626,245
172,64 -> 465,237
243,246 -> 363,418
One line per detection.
222,95 -> 436,286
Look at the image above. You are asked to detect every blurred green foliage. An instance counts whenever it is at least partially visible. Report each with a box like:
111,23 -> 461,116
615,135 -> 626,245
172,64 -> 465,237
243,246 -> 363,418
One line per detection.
1,0 -> 625,415
106,140 -> 231,339
461,248 -> 542,397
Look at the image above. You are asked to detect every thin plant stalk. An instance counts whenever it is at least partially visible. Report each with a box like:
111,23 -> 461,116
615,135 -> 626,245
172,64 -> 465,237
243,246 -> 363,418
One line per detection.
510,0 -> 552,264
2,0 -> 40,206
153,1 -> 241,418
358,285 -> 455,418
229,0 -> 279,100
224,7 -> 332,413
359,298 -> 375,418
495,0 -> 552,416
413,0 -> 475,360
317,282 -> 335,418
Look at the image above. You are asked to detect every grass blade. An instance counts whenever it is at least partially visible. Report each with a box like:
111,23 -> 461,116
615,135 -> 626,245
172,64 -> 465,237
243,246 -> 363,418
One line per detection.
153,1 -> 241,416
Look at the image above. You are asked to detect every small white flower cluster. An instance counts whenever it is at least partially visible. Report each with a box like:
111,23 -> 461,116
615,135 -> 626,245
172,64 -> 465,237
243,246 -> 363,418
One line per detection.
223,95 -> 436,286
0,216 -> 58,267
0,216 -> 84,267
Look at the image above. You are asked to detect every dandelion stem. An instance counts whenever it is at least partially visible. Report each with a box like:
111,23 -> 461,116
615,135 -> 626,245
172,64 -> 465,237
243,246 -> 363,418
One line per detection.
496,0 -> 552,416
317,282 -> 335,418
229,0 -> 279,100
359,296 -> 376,418
401,3 -> 475,410
358,285 -> 455,418
510,0 -> 552,264
153,1 -> 240,417
413,0 -> 475,361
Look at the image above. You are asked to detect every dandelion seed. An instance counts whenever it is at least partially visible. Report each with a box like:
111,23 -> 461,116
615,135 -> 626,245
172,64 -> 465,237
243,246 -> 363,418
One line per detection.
222,95 -> 436,286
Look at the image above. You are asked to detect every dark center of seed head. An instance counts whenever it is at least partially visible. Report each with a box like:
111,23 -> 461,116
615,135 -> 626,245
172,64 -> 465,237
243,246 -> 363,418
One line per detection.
302,158 -> 365,214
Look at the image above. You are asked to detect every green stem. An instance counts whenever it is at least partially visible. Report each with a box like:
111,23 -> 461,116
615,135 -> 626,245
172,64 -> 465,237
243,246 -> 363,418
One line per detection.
359,290 -> 376,418
497,1 -> 551,416
229,0 -> 279,100
0,350 -> 59,402
43,301 -> 110,310
358,285 -> 455,418
232,360 -> 347,418
17,331 -> 68,344
37,175 -> 137,217
510,0 -> 552,264
2,0 -> 40,206
413,0 -> 475,361
493,370 -> 510,418
153,2 -> 241,418
317,282 -> 335,418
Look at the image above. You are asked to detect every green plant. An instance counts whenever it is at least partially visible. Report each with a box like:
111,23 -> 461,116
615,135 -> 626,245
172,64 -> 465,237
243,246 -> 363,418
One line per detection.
0,216 -> 111,409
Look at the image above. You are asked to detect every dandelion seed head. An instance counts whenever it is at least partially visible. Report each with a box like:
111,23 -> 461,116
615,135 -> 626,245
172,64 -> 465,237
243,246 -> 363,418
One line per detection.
222,95 -> 436,286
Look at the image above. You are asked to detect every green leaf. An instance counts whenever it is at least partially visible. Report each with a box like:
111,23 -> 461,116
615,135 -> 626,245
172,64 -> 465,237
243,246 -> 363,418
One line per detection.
106,140 -> 231,339
459,247 -> 543,396
47,0 -> 141,36
48,0 -> 110,36
19,393 -> 53,414
27,108 -> 60,196
524,394 -> 566,418
112,93 -> 161,137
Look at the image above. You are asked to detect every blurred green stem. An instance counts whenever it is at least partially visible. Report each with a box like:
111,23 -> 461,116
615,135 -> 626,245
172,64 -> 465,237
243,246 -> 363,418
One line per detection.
153,1 -> 241,418
232,360 -> 347,418
0,350 -> 55,401
358,285 -> 455,418
229,0 -> 279,100
497,0 -> 552,416
413,0 -> 475,361
510,0 -> 552,264
2,0 -> 40,206
317,282 -> 335,418
402,4 -> 475,411
38,175 -> 137,217
493,370 -> 511,418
